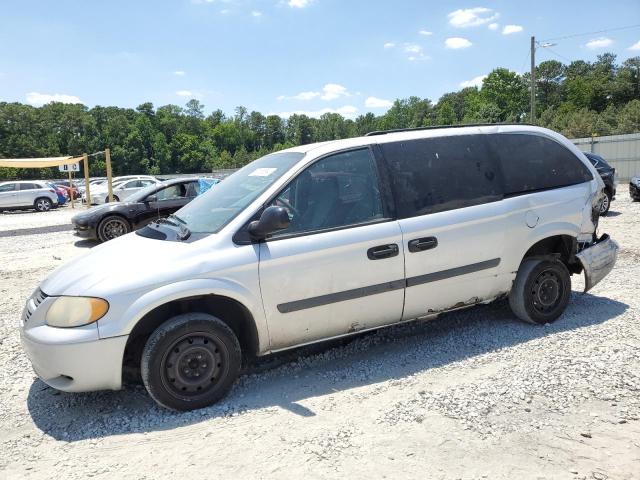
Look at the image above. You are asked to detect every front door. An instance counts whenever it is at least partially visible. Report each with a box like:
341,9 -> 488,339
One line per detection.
258,148 -> 406,350
0,183 -> 18,207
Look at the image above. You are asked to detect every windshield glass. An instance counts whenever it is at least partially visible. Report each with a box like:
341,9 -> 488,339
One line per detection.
175,151 -> 304,234
128,183 -> 163,202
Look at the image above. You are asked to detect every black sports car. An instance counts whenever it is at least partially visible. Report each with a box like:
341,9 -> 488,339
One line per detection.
72,177 -> 217,242
584,152 -> 616,215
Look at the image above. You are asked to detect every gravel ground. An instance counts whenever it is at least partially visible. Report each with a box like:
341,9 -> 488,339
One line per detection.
1,188 -> 639,480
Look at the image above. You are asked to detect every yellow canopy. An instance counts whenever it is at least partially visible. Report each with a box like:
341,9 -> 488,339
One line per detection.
0,156 -> 83,168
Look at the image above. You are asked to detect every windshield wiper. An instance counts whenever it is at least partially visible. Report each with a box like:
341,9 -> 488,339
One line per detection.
169,213 -> 187,225
154,217 -> 179,227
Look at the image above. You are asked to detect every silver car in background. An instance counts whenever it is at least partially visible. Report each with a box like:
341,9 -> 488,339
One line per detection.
0,181 -> 59,212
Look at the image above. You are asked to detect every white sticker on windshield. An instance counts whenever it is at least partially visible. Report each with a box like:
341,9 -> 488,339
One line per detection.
249,167 -> 277,177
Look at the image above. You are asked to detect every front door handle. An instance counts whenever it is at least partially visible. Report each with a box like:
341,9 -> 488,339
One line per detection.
367,243 -> 399,260
408,236 -> 438,253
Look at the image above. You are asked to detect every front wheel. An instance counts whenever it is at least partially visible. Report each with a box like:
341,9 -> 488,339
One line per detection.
141,313 -> 242,411
599,191 -> 612,215
509,257 -> 571,325
97,215 -> 130,242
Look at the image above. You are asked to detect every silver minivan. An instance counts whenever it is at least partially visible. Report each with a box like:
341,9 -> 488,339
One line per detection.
20,125 -> 618,410
0,180 -> 59,211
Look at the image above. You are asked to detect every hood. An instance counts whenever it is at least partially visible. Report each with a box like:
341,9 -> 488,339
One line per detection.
40,232 -> 201,297
72,201 -> 135,221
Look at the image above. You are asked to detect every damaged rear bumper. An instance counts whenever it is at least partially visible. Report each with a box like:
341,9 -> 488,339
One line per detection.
575,234 -> 618,292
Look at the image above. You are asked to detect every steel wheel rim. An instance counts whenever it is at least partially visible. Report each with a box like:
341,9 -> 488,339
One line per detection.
600,195 -> 609,213
37,199 -> 50,211
102,219 -> 127,239
531,270 -> 563,313
160,332 -> 226,399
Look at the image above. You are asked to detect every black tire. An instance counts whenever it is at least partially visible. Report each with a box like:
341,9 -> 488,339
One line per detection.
34,197 -> 53,212
97,215 -> 131,242
599,191 -> 612,215
509,257 -> 571,325
141,313 -> 241,411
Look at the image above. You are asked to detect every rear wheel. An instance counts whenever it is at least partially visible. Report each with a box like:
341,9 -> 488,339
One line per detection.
97,215 -> 130,242
34,197 -> 52,212
141,313 -> 241,411
509,257 -> 571,325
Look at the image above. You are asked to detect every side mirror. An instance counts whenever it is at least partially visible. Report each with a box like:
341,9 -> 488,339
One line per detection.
145,194 -> 157,203
248,206 -> 290,240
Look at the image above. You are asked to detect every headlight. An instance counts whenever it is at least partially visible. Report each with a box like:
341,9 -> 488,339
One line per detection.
45,297 -> 109,328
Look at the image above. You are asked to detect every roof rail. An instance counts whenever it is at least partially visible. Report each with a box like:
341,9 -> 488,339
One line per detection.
364,122 -> 534,137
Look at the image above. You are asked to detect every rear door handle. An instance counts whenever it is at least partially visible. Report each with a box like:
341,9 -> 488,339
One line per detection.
367,243 -> 399,260
408,237 -> 438,253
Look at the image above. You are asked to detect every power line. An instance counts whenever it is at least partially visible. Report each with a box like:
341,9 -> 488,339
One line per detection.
540,24 -> 640,42
538,45 -> 573,64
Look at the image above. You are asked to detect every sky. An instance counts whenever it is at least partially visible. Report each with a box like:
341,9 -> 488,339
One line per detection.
0,0 -> 639,119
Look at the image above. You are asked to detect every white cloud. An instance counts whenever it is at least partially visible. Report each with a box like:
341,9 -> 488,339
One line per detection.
293,91 -> 320,100
251,10 -> 262,17
419,30 -> 433,36
404,43 -> 422,54
365,96 -> 393,108
288,0 -> 312,7
488,22 -> 499,31
629,40 -> 640,51
445,37 -> 473,49
502,24 -> 523,35
278,84 -> 351,102
176,90 -> 194,97
448,7 -> 498,28
173,70 -> 186,76
586,37 -> 613,49
26,92 -> 83,106
459,74 -> 487,88
320,83 -> 349,100
273,105 -> 359,119
383,42 -> 396,49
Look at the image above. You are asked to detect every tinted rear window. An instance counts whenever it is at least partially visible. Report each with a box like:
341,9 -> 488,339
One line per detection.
381,135 -> 502,217
488,133 -> 592,195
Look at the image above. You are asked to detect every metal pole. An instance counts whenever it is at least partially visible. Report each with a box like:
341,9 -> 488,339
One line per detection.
83,153 -> 91,209
105,148 -> 113,203
530,36 -> 536,124
68,168 -> 74,209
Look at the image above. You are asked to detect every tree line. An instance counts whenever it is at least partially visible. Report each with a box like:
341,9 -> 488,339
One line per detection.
1,53 -> 638,180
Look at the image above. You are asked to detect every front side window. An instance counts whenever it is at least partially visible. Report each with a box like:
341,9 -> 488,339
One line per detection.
156,183 -> 187,201
0,183 -> 16,193
382,135 -> 502,218
488,133 -> 593,195
269,148 -> 385,237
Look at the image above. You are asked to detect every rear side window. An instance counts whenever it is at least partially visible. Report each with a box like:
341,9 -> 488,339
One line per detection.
19,183 -> 39,190
381,135 -> 502,218
488,133 -> 592,195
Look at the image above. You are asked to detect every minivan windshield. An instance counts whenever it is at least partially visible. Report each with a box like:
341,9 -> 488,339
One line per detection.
174,151 -> 305,234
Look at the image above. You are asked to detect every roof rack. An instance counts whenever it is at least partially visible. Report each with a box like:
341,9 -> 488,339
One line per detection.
364,122 -> 534,137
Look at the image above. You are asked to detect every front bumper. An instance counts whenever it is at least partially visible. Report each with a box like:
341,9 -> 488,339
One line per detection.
575,234 -> 618,292
19,290 -> 127,392
630,182 -> 640,200
72,222 -> 97,239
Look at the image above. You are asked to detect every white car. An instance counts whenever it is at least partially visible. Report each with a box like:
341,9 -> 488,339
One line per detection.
20,125 -> 618,411
0,181 -> 59,212
83,176 -> 159,205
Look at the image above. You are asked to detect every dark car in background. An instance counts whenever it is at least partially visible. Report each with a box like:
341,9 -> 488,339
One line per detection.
71,177 -> 216,242
584,152 -> 616,215
630,176 -> 640,201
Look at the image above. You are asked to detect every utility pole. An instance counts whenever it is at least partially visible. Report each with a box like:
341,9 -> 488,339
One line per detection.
530,35 -> 536,124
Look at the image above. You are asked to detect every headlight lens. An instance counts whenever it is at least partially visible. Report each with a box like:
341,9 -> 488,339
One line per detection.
45,297 -> 109,328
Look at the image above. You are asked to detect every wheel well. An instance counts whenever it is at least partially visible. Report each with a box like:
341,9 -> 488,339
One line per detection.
122,295 -> 259,380
522,235 -> 581,274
